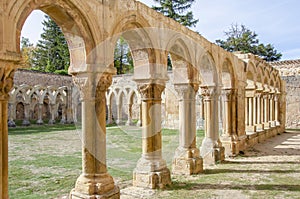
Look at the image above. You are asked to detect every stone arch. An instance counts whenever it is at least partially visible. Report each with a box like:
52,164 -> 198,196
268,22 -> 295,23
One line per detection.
246,62 -> 257,89
10,0 -> 98,72
256,64 -> 264,90
16,102 -> 25,120
221,58 -> 235,89
167,37 -> 199,84
198,52 -> 219,86
110,15 -> 162,80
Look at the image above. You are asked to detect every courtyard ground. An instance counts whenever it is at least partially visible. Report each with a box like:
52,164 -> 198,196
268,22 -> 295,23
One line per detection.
8,125 -> 300,199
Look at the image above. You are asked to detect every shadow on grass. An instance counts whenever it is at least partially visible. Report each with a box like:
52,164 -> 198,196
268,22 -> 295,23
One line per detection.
223,160 -> 300,164
204,168 -> 300,174
8,124 -> 77,135
167,181 -> 300,191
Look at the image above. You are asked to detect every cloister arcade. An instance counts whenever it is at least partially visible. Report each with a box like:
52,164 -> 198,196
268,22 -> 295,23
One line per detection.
8,84 -> 71,126
0,0 -> 285,198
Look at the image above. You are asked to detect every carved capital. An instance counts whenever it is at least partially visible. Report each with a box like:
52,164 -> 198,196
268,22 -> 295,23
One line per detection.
73,75 -> 93,101
221,89 -> 233,101
73,73 -> 113,101
138,83 -> 165,100
96,74 -> 112,101
174,83 -> 198,100
200,86 -> 218,101
0,66 -> 16,100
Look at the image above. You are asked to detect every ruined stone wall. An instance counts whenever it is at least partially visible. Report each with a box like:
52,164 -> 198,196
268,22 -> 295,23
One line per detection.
282,76 -> 300,128
14,69 -> 72,87
271,60 -> 300,129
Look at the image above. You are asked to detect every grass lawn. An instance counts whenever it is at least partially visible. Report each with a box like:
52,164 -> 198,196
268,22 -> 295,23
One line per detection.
8,125 -> 300,199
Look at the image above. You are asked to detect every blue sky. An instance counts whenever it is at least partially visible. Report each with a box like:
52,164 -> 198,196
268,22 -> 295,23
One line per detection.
22,0 -> 300,60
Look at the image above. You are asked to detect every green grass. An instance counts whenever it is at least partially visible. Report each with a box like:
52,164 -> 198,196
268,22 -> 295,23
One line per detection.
8,126 -> 300,199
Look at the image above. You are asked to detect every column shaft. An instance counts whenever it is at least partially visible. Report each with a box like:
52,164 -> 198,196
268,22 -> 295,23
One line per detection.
172,85 -> 202,175
133,82 -> 171,189
200,86 -> 225,165
70,73 -> 119,198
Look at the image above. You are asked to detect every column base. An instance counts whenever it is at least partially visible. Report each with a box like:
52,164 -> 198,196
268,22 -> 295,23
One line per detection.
60,119 -> 67,124
264,122 -> 270,129
36,119 -> 44,125
220,136 -> 239,157
133,168 -> 171,189
255,123 -> 264,131
270,121 -> 276,128
246,125 -> 256,133
22,119 -> 30,126
48,119 -> 55,125
172,147 -> 203,175
8,120 -> 16,127
125,120 -> 134,126
200,138 -> 225,165
70,174 -> 120,199
136,120 -> 142,127
133,157 -> 171,189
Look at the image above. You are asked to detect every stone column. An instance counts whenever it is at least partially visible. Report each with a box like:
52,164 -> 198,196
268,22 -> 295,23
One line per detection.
274,93 -> 280,126
36,103 -> 44,125
126,103 -> 133,126
221,89 -> 233,137
60,104 -> 67,124
200,86 -> 225,165
255,92 -> 264,131
245,89 -> 256,133
22,103 -> 31,126
269,93 -> 275,127
70,73 -> 119,199
115,102 -> 122,125
8,102 -> 16,127
66,87 -> 74,124
136,103 -> 142,127
220,89 -> 239,156
263,93 -> 270,129
0,65 -> 15,199
133,81 -> 171,189
48,104 -> 56,125
172,84 -> 203,175
106,102 -> 113,125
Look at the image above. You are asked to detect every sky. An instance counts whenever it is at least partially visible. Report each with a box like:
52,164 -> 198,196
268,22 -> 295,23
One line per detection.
22,0 -> 300,60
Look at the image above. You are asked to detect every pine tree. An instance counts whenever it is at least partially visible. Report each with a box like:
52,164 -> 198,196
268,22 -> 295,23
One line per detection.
153,0 -> 198,27
20,37 -> 35,68
32,15 -> 70,74
216,24 -> 282,62
114,37 -> 133,74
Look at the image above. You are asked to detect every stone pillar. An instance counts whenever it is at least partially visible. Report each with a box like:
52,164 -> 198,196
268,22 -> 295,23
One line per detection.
60,104 -> 67,124
200,86 -> 225,165
48,104 -> 56,125
263,93 -> 270,129
8,102 -> 16,127
255,92 -> 264,131
274,93 -> 280,126
126,103 -> 133,126
66,87 -> 74,124
22,103 -> 31,126
0,65 -> 15,199
70,73 -> 119,199
269,93 -> 275,127
133,82 -> 171,189
106,103 -> 113,125
172,84 -> 203,175
36,103 -> 44,125
136,103 -> 142,127
220,89 -> 239,156
115,102 -> 122,125
245,89 -> 256,133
